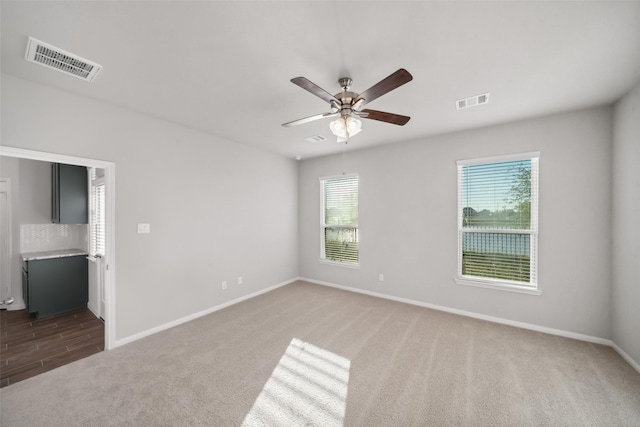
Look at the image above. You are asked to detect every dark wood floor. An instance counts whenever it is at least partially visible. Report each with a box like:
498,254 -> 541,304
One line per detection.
0,308 -> 104,388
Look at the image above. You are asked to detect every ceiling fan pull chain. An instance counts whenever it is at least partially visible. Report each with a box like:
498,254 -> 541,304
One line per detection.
341,139 -> 348,175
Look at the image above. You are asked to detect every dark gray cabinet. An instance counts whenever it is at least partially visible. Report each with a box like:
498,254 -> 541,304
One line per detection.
52,163 -> 88,224
22,256 -> 88,318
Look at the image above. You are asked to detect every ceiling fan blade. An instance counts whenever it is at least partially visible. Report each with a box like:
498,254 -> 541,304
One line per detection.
291,77 -> 340,104
359,109 -> 410,126
352,69 -> 413,107
282,112 -> 339,127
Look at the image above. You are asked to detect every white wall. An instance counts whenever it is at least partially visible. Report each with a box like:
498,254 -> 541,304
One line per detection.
17,159 -> 51,224
612,82 -> 640,365
1,74 -> 299,341
300,107 -> 612,339
0,156 -> 22,307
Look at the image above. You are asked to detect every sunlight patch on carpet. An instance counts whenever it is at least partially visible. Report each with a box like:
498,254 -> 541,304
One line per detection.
242,338 -> 351,426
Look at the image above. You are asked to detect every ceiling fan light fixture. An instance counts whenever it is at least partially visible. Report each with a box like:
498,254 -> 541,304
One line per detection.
329,118 -> 346,137
346,116 -> 362,134
329,117 -> 346,133
330,116 -> 362,138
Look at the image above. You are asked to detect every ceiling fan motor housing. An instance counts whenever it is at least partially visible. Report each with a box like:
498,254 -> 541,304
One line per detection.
335,90 -> 359,117
338,77 -> 352,90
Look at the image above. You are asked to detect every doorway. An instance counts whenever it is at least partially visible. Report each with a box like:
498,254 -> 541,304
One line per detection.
0,147 -> 116,351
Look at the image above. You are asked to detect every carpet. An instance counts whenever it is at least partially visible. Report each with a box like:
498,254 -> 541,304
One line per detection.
1,281 -> 639,426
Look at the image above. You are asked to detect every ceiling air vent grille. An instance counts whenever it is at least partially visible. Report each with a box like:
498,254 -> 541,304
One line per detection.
25,37 -> 102,82
304,135 -> 327,143
456,93 -> 490,110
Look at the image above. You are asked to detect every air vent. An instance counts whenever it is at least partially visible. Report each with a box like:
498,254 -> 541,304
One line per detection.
25,37 -> 102,82
304,135 -> 327,143
456,93 -> 490,110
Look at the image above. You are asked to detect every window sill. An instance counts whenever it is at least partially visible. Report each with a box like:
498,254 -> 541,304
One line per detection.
454,277 -> 542,295
319,259 -> 360,269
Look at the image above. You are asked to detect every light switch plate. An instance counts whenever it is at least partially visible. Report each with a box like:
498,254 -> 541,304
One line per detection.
137,223 -> 151,234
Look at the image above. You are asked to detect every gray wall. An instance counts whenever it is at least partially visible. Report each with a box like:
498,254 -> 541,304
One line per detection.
612,82 -> 640,364
3,71 -> 635,365
299,107 -> 612,339
1,74 -> 299,341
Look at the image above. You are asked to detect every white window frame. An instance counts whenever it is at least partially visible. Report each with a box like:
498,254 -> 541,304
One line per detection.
319,173 -> 360,269
455,152 -> 540,295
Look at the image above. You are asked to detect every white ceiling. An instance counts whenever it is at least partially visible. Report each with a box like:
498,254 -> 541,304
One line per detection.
2,1 -> 640,160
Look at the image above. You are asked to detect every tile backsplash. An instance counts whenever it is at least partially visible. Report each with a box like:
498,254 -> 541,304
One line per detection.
21,224 -> 88,253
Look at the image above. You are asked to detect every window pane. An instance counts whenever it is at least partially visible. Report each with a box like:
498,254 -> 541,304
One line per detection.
461,160 -> 531,230
325,177 -> 358,226
325,227 -> 358,263
462,232 -> 530,283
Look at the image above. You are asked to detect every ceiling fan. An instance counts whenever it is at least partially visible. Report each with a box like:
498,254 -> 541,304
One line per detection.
282,68 -> 413,142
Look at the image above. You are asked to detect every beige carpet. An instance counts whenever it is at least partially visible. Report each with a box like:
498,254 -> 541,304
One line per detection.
1,281 -> 639,426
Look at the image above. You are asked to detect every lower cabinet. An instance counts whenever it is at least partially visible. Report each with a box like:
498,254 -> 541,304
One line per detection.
23,256 -> 88,318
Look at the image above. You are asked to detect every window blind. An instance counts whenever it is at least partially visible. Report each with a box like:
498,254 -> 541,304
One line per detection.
322,175 -> 359,264
90,169 -> 106,257
457,155 -> 538,286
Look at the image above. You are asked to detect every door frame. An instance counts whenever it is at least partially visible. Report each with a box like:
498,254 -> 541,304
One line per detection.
0,146 -> 117,350
0,178 -> 12,304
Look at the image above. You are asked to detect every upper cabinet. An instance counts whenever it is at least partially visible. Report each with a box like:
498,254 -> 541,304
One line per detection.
51,163 -> 88,224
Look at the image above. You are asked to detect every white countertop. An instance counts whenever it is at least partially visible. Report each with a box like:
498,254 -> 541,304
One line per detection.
22,248 -> 89,261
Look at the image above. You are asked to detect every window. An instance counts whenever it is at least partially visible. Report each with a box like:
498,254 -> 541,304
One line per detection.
89,168 -> 106,257
320,174 -> 359,266
456,152 -> 539,293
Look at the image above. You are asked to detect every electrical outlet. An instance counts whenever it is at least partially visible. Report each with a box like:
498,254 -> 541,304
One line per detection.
222,281 -> 227,290
237,276 -> 243,285
379,273 -> 384,281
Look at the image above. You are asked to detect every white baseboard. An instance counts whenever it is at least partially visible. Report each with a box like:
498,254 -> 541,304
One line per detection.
612,342 -> 640,375
298,277 -> 613,346
113,278 -> 298,348
6,302 -> 26,311
87,301 -> 99,318
87,303 -> 101,320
